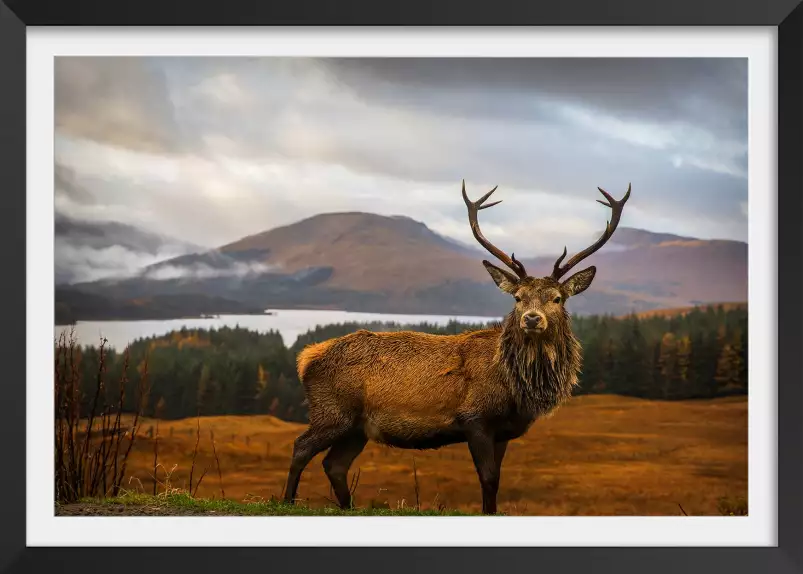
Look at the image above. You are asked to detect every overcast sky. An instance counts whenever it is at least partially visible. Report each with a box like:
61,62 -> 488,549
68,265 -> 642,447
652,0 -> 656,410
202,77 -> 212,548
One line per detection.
54,56 -> 748,260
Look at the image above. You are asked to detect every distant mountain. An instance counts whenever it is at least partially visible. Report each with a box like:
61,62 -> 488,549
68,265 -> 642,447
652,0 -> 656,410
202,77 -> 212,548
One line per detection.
217,212 -> 490,291
608,227 -> 695,248
518,235 -> 747,314
61,212 -> 747,321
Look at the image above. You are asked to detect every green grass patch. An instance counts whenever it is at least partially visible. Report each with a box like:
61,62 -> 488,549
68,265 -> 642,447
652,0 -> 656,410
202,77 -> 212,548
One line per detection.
80,492 -> 477,516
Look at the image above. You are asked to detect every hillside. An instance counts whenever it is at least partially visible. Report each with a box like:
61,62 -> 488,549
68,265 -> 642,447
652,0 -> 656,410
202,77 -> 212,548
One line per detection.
218,212 -> 489,291
520,238 -> 747,313
623,302 -> 748,320
61,212 -> 747,320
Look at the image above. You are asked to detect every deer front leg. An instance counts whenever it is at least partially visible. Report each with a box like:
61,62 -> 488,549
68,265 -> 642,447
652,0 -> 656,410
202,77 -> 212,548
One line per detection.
466,428 -> 500,515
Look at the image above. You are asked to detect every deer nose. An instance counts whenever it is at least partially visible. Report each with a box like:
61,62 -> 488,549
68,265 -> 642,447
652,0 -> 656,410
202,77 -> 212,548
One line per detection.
523,312 -> 544,329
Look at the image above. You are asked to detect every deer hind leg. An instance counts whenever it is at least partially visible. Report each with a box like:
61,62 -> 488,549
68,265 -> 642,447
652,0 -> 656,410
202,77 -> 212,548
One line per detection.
284,425 -> 349,505
494,440 -> 509,479
466,429 -> 500,515
322,433 -> 368,509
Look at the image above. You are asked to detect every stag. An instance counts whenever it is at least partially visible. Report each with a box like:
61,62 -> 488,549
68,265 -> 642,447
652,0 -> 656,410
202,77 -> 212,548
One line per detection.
283,180 -> 631,514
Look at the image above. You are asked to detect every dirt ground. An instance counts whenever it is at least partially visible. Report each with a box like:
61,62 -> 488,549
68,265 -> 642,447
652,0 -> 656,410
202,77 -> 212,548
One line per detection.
55,503 -> 210,516
62,394 -> 748,516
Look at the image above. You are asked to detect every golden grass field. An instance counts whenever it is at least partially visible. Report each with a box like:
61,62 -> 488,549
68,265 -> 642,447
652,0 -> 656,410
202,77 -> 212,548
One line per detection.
118,394 -> 747,516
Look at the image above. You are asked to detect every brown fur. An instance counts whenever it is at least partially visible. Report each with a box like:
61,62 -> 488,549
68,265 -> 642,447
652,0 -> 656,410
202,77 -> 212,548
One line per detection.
296,339 -> 335,382
283,182 -> 628,514
283,270 -> 592,514
298,310 -> 580,440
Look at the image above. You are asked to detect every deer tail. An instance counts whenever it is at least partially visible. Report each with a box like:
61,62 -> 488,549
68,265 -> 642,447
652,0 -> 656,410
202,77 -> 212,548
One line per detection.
296,339 -> 335,382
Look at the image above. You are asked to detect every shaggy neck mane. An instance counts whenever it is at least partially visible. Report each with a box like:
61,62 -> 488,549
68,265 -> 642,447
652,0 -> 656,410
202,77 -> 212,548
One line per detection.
494,311 -> 581,413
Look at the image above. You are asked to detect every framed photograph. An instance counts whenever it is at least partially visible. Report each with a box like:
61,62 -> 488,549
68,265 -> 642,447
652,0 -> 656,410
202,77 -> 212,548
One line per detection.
2,0 -> 800,572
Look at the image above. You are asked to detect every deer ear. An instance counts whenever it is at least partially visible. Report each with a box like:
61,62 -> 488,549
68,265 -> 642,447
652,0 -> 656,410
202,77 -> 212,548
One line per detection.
561,266 -> 596,298
483,260 -> 520,295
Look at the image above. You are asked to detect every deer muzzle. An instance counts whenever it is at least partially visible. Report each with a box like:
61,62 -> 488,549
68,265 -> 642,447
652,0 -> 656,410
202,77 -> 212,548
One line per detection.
521,311 -> 547,333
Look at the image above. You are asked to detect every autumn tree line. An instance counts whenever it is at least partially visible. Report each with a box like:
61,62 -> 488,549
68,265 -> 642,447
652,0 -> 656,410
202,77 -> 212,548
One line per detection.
59,305 -> 747,423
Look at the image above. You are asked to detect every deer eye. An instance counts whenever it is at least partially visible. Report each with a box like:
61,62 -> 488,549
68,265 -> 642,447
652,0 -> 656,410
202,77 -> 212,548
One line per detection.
553,295 -> 562,304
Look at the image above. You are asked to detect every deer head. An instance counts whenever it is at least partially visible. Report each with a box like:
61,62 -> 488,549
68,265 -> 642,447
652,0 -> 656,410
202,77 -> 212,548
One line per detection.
462,180 -> 631,339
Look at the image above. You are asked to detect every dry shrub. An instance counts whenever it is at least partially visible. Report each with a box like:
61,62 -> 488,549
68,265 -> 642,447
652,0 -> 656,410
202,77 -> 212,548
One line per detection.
54,329 -> 150,503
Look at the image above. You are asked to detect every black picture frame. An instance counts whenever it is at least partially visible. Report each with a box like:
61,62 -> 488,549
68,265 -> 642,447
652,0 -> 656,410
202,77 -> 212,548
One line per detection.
1,1 -> 799,572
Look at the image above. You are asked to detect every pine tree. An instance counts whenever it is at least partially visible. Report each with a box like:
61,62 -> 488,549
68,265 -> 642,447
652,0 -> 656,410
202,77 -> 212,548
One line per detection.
650,341 -> 662,399
576,338 -> 597,395
739,323 -> 748,391
63,307 -> 747,419
714,343 -> 744,394
268,396 -> 280,416
692,331 -> 720,398
597,326 -> 615,394
235,362 -> 258,414
254,364 -> 272,413
155,396 -> 167,419
687,330 -> 704,397
196,364 -> 211,414
657,332 -> 678,399
617,315 -> 651,396
676,335 -> 692,397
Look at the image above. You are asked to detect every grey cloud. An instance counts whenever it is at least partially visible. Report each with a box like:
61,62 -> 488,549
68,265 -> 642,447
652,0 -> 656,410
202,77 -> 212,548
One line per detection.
55,241 -> 192,284
157,58 -> 746,202
142,261 -> 278,281
55,57 -> 184,153
55,212 -> 199,254
54,212 -> 202,283
168,56 -> 747,146
55,163 -> 94,204
53,56 -> 748,260
317,58 -> 747,140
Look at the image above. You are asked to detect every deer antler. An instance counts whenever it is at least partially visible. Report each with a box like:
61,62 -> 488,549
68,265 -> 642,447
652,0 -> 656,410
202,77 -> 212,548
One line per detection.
551,183 -> 631,281
462,180 -> 528,280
